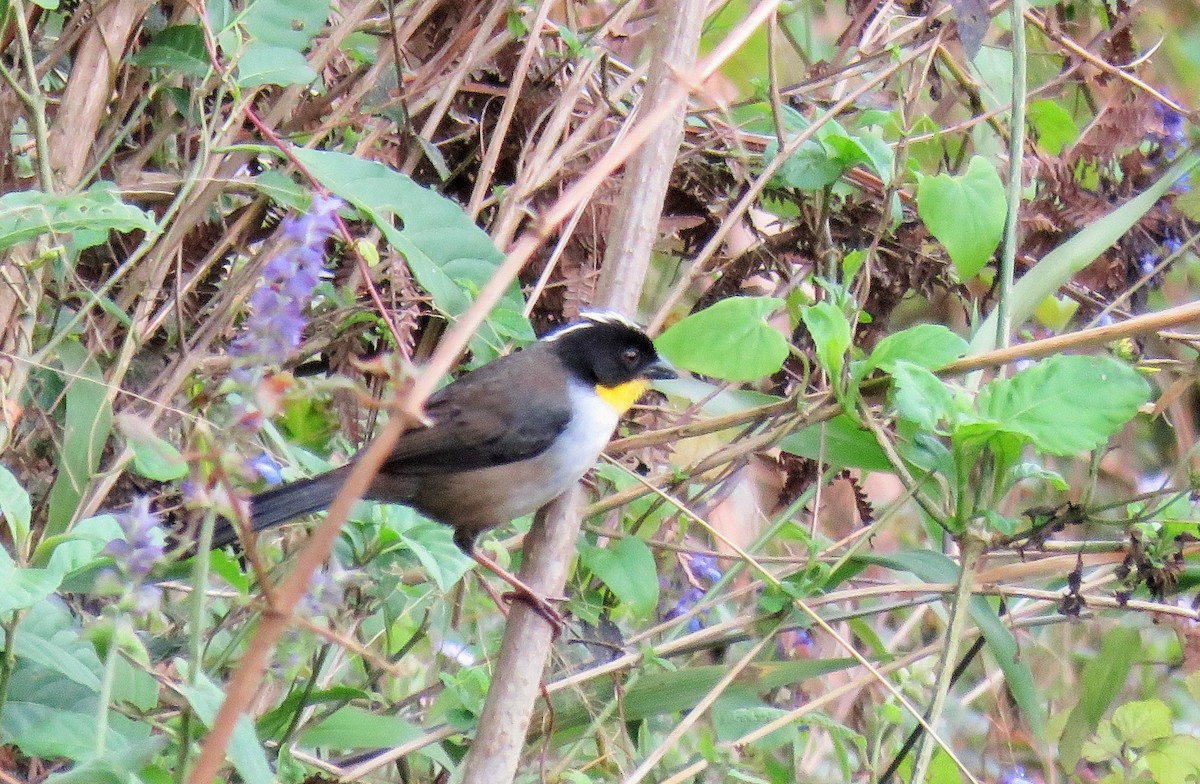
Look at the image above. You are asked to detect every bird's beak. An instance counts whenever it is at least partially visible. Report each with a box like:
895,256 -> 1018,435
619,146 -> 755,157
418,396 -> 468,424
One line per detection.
642,358 -> 678,380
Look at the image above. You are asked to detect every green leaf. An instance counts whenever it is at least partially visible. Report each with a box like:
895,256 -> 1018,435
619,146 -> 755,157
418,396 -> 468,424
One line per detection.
859,323 -> 968,377
905,114 -> 960,175
926,747 -> 966,784
1028,100 -> 1079,155
0,465 -> 32,557
767,132 -> 845,191
240,0 -> 329,51
129,24 -> 210,77
287,147 -> 532,361
0,605 -> 153,762
654,377 -> 782,417
890,361 -> 955,431
855,549 -> 1046,742
300,705 -> 451,769
578,536 -> 659,618
982,510 -> 1016,536
977,355 -> 1150,455
951,417 -> 1027,461
394,518 -> 473,593
209,548 -> 252,594
548,658 -> 857,734
1033,293 -> 1080,331
916,156 -> 1006,280
712,697 -> 793,749
800,301 -> 852,380
7,598 -> 102,690
1187,671 -> 1200,703
1058,627 -> 1140,768
765,107 -> 893,190
0,183 -> 156,252
1110,699 -> 1171,748
115,414 -> 187,481
1080,720 -> 1121,762
0,549 -> 62,614
301,706 -> 419,749
971,151 -> 1200,353
40,514 -> 122,576
248,168 -> 307,208
842,249 -> 867,281
47,340 -> 114,537
236,43 -> 318,88
111,654 -> 159,712
1177,184 -> 1200,222
258,686 -> 369,741
655,297 -> 787,381
896,428 -> 956,480
1145,736 -> 1200,784
42,738 -> 167,784
1,703 -> 150,762
179,667 -> 274,784
1007,462 -> 1069,491
823,129 -> 894,186
779,413 -> 893,472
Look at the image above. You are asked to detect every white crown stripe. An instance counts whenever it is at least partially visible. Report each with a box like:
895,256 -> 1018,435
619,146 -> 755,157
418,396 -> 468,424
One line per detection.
541,322 -> 591,341
542,311 -> 644,341
579,310 -> 641,330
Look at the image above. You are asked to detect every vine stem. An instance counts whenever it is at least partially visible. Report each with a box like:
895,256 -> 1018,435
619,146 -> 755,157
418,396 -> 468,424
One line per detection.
96,619 -> 122,757
7,0 -> 54,191
0,613 -> 21,731
911,534 -> 986,783
996,0 -> 1028,353
178,511 -> 215,781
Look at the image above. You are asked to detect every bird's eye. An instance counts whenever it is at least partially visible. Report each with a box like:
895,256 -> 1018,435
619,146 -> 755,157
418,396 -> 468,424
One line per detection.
621,347 -> 641,367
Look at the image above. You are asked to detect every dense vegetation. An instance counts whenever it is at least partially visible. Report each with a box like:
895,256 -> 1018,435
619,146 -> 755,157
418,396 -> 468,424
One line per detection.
2,0 -> 1200,782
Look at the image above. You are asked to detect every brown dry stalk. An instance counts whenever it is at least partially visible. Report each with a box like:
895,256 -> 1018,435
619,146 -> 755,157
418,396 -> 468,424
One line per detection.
459,0 -> 712,779
190,1 -> 786,777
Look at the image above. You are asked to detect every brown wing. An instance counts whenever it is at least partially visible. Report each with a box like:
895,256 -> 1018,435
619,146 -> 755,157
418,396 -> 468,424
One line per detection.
381,347 -> 572,475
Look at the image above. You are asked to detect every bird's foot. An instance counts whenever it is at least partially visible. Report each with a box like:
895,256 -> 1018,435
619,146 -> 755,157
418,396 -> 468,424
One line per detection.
501,589 -> 568,637
468,546 -> 569,638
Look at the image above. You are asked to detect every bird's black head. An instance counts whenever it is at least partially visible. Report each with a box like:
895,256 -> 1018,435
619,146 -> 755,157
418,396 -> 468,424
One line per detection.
546,313 -> 675,404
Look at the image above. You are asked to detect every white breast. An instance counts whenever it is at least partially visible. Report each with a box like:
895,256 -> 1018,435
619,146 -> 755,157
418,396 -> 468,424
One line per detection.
411,381 -> 620,530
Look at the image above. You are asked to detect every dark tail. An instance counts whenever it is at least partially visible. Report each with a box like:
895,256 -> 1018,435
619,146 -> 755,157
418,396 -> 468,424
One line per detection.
210,466 -> 352,549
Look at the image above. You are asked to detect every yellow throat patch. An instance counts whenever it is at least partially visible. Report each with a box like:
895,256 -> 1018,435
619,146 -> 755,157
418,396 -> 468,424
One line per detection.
596,379 -> 651,414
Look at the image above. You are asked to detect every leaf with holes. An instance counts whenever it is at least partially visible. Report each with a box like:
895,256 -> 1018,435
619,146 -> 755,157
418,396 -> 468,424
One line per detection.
0,184 -> 155,252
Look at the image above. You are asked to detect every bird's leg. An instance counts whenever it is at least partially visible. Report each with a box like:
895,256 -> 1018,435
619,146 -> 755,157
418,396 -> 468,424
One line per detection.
453,545 -> 561,633
467,547 -> 567,637
453,527 -> 567,635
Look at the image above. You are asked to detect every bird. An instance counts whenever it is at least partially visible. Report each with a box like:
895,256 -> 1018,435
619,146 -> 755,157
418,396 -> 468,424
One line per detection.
211,311 -> 675,624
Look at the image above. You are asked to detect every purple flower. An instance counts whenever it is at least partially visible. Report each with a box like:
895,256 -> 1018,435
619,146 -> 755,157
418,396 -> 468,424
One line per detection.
104,496 -> 165,578
662,555 -> 725,632
1149,100 -> 1188,161
248,453 -> 283,485
777,627 -> 814,658
998,766 -> 1035,784
1138,250 -> 1159,276
689,554 -> 723,585
1163,232 -> 1183,255
230,195 -> 342,374
664,586 -> 706,632
1153,101 -> 1186,144
300,559 -> 346,617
